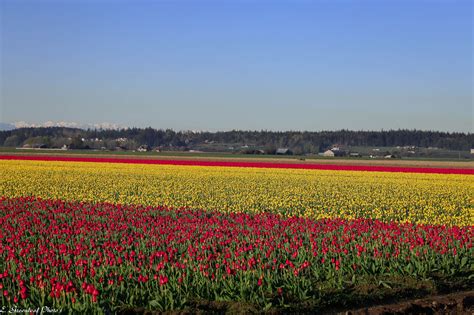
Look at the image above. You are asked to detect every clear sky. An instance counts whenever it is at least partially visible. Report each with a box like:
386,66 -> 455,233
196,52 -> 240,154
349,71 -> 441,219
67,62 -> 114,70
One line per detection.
1,0 -> 472,132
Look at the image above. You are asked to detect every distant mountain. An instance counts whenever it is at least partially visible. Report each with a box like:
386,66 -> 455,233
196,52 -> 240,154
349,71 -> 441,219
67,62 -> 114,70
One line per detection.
0,123 -> 15,131
12,121 -> 123,130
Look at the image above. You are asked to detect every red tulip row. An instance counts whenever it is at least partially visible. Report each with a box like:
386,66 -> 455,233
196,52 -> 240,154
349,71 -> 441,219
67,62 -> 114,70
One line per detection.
1,155 -> 472,174
0,196 -> 472,312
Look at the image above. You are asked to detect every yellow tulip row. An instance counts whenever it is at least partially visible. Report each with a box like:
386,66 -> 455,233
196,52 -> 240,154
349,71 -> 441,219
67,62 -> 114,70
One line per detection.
0,160 -> 472,226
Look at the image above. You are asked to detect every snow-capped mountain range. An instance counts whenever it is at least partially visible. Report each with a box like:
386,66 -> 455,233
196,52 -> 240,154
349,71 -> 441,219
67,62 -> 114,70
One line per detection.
0,121 -> 124,130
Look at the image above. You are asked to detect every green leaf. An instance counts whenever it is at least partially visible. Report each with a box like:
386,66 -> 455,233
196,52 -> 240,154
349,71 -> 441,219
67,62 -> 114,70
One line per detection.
263,302 -> 273,311
378,280 -> 392,289
149,299 -> 162,310
460,257 -> 467,268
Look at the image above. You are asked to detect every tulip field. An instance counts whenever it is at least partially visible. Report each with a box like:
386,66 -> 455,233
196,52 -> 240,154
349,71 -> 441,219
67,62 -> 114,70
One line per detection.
0,156 -> 473,313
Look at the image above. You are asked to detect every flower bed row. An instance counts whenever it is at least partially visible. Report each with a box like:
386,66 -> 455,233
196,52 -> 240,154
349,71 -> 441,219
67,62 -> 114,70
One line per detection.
0,197 -> 472,312
0,154 -> 472,174
1,160 -> 472,226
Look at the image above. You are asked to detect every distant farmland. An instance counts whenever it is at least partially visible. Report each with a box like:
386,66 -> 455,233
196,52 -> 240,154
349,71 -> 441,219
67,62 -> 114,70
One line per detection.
0,155 -> 472,313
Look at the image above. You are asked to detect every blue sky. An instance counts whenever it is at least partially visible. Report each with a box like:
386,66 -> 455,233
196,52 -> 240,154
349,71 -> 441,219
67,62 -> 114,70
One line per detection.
1,0 -> 472,132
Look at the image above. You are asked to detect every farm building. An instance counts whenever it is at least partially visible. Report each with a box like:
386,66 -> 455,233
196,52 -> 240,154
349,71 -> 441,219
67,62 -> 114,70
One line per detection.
323,150 -> 335,157
276,148 -> 292,155
137,145 -> 150,152
323,149 -> 346,157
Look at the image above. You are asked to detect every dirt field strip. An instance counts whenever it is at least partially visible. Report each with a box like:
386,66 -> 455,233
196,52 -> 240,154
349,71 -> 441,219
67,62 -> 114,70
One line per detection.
341,290 -> 474,315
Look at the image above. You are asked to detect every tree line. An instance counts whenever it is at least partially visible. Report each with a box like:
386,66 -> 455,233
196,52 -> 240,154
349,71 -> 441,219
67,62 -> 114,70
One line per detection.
0,127 -> 472,153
